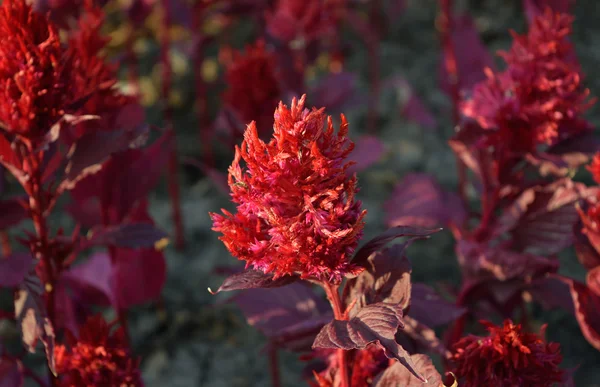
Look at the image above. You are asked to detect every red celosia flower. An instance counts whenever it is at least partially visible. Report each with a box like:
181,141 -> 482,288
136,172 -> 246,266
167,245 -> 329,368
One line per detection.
211,95 -> 365,282
220,40 -> 281,136
309,346 -> 388,387
462,9 -> 594,153
266,0 -> 345,44
54,315 -> 142,386
450,319 -> 563,387
0,0 -> 72,140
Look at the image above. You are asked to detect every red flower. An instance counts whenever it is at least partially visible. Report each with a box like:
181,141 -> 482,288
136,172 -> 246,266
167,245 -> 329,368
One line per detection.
309,346 -> 388,387
211,95 -> 365,282
450,320 -> 563,387
221,40 -> 281,136
461,9 -> 593,153
54,315 -> 142,386
0,0 -> 71,140
266,0 -> 345,44
587,153 -> 600,185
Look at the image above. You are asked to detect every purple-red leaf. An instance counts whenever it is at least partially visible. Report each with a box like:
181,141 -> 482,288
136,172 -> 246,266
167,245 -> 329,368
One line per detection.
400,316 -> 449,358
573,223 -> 600,271
373,354 -> 443,387
346,135 -> 386,175
351,226 -> 441,268
310,72 -> 361,113
567,278 -> 600,351
384,173 -> 466,229
312,303 -> 425,382
86,223 -> 168,249
232,283 -> 331,351
439,14 -> 494,94
113,248 -> 166,309
345,243 -> 413,315
209,269 -> 298,294
0,357 -> 23,387
409,283 -> 466,327
0,253 -> 33,288
14,273 -> 56,376
388,76 -> 436,129
527,275 -> 575,314
456,239 -> 558,281
61,252 -> 115,307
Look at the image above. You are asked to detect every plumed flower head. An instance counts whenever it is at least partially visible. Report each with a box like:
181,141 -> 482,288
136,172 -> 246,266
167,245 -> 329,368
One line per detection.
451,320 -> 563,387
221,40 -> 281,137
211,95 -> 366,283
0,0 -> 71,140
462,9 -> 594,153
54,315 -> 142,386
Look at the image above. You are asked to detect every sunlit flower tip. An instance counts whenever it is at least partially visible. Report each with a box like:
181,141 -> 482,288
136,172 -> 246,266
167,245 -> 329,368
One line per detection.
451,319 -> 563,387
54,315 -> 142,386
211,95 -> 366,283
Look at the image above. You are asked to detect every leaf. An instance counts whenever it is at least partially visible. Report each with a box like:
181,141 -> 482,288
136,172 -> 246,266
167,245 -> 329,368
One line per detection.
113,248 -> 166,309
409,284 -> 466,327
86,223 -> 168,249
310,72 -> 361,113
312,303 -> 425,382
61,252 -> 115,306
0,357 -> 23,387
344,243 -> 414,315
351,226 -> 442,268
373,354 -> 443,387
573,224 -> 600,271
14,272 -> 56,376
509,180 -> 589,254
400,316 -> 449,358
388,76 -> 436,129
208,269 -> 298,294
0,253 -> 33,288
439,14 -> 494,94
456,239 -> 558,281
567,279 -> 600,351
232,283 -> 331,351
384,173 -> 465,229
587,267 -> 600,298
526,275 -> 574,314
346,135 -> 386,175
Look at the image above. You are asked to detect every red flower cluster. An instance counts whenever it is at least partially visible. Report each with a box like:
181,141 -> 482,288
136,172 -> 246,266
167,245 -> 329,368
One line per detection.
211,95 -> 365,282
451,320 -> 563,387
221,40 -> 281,136
461,9 -> 593,153
310,346 -> 388,387
0,0 -> 71,140
266,0 -> 345,44
0,0 -> 128,141
54,315 -> 142,386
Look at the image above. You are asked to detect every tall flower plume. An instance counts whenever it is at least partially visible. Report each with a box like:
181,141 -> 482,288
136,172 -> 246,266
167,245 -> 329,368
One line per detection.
211,95 -> 365,282
450,320 -> 563,387
54,315 -> 142,386
461,9 -> 594,153
0,0 -> 71,140
220,40 -> 281,137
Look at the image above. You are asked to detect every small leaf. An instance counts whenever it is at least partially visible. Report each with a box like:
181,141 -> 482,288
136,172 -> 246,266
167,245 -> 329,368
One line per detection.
14,272 -> 56,376
114,248 -> 166,309
0,253 -> 33,288
86,223 -> 168,249
567,278 -> 600,351
400,316 -> 449,358
310,72 -> 361,113
573,223 -> 600,271
384,173 -> 465,229
527,275 -> 574,314
312,303 -> 425,382
61,252 -> 115,306
208,269 -> 298,294
373,354 -> 443,386
351,226 -> 441,268
346,135 -> 386,175
409,283 -> 466,327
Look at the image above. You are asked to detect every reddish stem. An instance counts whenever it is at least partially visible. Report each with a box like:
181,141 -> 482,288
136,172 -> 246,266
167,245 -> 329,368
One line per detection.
323,281 -> 350,387
267,341 -> 282,387
0,231 -> 11,257
439,0 -> 468,210
192,3 -> 214,168
160,0 -> 185,249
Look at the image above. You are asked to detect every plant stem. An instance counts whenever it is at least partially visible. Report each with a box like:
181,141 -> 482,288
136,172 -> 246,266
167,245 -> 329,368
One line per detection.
323,281 -> 350,387
267,341 -> 282,387
160,0 -> 185,250
439,0 -> 469,211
